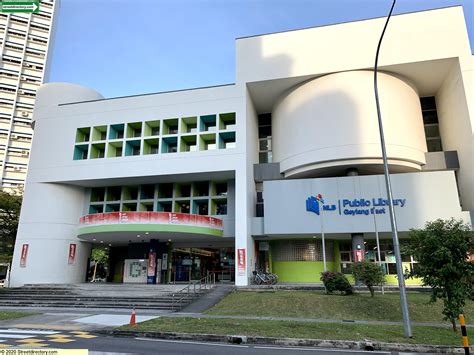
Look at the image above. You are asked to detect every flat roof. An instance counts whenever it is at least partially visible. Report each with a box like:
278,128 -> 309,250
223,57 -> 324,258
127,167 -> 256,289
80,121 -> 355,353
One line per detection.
58,83 -> 236,106
59,5 -> 465,106
236,5 -> 464,40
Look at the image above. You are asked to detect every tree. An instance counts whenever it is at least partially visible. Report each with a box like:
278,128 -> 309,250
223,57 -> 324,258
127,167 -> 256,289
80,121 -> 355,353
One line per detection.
0,189 -> 22,263
90,247 -> 109,281
406,218 -> 474,331
352,261 -> 385,297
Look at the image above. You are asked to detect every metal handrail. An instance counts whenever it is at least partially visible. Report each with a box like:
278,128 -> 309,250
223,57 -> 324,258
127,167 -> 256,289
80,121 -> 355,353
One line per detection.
171,273 -> 216,311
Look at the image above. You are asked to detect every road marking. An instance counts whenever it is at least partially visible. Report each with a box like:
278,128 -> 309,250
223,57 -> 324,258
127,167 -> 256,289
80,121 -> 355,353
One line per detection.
0,334 -> 36,339
0,329 -> 60,335
254,346 -> 391,353
13,323 -> 82,330
135,337 -> 249,348
44,313 -> 91,316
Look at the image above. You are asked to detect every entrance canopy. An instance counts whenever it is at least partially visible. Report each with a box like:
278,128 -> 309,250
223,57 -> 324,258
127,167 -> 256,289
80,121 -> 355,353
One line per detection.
77,212 -> 224,245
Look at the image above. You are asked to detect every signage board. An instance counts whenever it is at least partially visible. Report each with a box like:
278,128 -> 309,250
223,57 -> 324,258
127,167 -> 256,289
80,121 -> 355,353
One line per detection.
264,171 -> 468,234
20,244 -> 28,267
237,248 -> 246,276
68,244 -> 77,264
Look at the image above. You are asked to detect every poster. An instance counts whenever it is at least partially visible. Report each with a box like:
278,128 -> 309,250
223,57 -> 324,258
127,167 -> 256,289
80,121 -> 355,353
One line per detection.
147,252 -> 156,277
162,253 -> 168,270
237,248 -> 246,276
20,244 -> 28,267
68,243 -> 76,264
354,249 -> 364,262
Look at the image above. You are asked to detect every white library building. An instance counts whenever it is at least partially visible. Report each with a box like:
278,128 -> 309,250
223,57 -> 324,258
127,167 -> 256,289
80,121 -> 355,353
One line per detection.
9,6 -> 474,287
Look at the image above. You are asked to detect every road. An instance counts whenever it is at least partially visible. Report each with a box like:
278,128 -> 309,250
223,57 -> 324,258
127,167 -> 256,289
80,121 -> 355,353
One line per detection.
0,328 -> 402,354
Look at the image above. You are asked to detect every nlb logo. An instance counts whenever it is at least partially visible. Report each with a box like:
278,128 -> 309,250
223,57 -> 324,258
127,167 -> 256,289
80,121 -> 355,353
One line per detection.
306,194 -> 407,217
306,194 -> 324,215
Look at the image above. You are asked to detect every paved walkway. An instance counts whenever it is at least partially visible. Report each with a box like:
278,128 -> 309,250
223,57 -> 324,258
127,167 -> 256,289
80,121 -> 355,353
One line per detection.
181,284 -> 234,313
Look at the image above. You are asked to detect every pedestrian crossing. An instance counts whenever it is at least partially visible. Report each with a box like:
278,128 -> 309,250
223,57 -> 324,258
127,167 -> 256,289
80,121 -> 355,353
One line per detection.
0,328 -> 97,348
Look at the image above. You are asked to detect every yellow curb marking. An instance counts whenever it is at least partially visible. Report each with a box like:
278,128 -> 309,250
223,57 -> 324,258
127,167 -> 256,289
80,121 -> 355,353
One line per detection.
48,338 -> 76,343
16,339 -> 45,343
46,334 -> 70,338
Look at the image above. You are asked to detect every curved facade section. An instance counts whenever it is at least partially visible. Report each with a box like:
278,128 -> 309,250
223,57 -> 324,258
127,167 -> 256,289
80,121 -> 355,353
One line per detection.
77,212 -> 224,238
272,71 -> 427,177
33,83 -> 104,123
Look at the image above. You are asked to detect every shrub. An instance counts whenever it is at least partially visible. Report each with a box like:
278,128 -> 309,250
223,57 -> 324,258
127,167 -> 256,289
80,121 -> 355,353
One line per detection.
352,262 -> 385,297
320,271 -> 353,295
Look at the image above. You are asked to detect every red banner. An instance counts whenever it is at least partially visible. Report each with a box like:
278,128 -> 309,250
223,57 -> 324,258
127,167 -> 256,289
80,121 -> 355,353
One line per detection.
20,244 -> 28,267
68,244 -> 77,264
79,212 -> 223,230
237,248 -> 246,276
147,252 -> 156,277
354,249 -> 364,262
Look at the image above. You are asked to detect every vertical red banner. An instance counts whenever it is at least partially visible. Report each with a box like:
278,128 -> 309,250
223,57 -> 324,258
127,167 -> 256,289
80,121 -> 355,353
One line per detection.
68,243 -> 77,264
20,244 -> 29,267
148,252 -> 156,277
354,250 -> 364,262
237,248 -> 246,276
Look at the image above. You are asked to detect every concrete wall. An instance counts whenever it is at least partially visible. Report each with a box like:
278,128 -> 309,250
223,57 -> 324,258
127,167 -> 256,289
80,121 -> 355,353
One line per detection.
236,7 -> 471,83
272,71 -> 426,177
263,171 -> 471,235
436,57 -> 474,211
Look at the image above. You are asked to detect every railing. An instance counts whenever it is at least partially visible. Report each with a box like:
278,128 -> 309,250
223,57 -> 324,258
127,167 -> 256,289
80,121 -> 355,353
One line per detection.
171,273 -> 216,311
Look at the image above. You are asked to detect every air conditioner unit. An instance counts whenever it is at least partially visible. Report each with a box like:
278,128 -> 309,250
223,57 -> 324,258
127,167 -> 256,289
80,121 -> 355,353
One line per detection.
11,134 -> 18,139
21,111 -> 29,117
21,150 -> 29,156
20,76 -> 27,81
14,167 -> 22,172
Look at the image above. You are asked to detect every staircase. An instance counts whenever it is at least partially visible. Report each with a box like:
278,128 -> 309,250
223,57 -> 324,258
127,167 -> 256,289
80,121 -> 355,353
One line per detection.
0,282 -> 215,311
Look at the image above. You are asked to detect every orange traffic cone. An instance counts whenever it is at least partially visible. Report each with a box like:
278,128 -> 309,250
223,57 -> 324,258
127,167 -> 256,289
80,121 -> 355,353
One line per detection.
129,307 -> 136,326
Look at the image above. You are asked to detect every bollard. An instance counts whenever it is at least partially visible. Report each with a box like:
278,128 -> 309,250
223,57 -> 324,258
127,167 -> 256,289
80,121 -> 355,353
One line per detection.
459,314 -> 470,355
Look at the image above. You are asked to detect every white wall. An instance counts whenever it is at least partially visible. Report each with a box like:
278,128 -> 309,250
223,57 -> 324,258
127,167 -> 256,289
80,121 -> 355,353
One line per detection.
263,171 -> 471,235
29,83 -> 243,184
236,7 -> 471,84
272,71 -> 426,177
10,182 -> 91,286
436,57 -> 474,211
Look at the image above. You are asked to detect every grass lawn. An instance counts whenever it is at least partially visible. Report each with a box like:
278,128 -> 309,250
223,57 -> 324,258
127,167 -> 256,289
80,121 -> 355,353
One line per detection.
119,317 -> 470,346
0,311 -> 35,321
206,291 -> 474,324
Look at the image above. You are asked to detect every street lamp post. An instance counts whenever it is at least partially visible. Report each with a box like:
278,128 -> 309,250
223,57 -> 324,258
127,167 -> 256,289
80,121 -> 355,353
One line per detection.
373,0 -> 412,337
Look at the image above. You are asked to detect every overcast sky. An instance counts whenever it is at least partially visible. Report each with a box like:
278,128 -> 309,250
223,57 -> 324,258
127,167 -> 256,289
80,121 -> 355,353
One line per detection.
48,0 -> 474,98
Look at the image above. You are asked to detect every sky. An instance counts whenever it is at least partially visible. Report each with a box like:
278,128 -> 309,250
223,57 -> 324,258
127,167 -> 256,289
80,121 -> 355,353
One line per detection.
48,0 -> 474,98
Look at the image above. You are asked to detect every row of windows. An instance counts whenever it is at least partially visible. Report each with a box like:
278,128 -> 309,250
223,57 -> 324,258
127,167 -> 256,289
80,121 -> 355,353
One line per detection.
73,113 -> 236,160
88,181 -> 229,216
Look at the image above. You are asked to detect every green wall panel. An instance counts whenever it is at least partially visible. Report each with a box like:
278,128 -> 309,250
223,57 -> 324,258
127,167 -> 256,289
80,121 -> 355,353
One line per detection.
272,261 -> 337,283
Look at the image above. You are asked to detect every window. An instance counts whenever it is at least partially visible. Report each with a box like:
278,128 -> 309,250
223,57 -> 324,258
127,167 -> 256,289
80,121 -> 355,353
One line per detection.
421,97 -> 442,152
258,113 -> 272,163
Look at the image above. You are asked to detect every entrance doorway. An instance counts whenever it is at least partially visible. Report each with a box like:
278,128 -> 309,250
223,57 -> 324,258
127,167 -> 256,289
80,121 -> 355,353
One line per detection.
172,247 -> 234,283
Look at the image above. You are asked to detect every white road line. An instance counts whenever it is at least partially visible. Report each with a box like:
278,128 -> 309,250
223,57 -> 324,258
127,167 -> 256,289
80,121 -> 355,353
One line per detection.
0,334 -> 35,339
44,313 -> 91,317
135,337 -> 249,348
0,340 -> 6,343
254,346 -> 391,354
0,329 -> 60,335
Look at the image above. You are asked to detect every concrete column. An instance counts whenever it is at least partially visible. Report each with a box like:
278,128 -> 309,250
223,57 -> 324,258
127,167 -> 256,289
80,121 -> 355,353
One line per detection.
347,168 -> 365,262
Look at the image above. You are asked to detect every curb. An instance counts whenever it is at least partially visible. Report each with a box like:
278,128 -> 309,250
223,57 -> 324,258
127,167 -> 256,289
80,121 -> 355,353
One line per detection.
96,329 -> 467,353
